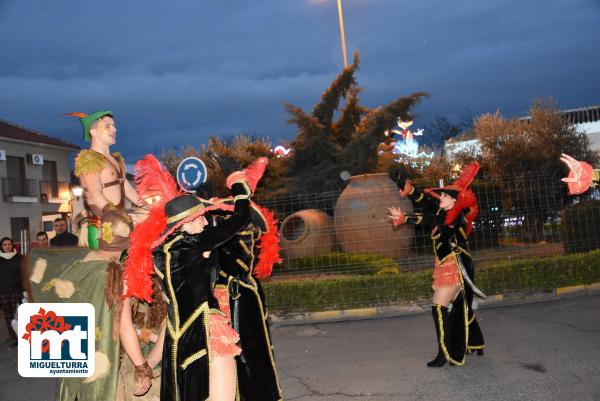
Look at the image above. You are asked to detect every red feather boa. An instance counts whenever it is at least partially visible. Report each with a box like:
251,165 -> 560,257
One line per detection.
125,154 -> 177,301
252,204 -> 281,279
125,206 -> 167,302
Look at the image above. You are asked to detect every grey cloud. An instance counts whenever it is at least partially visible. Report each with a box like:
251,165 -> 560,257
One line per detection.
1,0 -> 599,162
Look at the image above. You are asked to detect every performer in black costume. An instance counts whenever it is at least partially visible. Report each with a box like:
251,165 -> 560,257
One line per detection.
152,166 -> 253,401
197,154 -> 282,401
212,199 -> 282,400
388,162 -> 485,367
127,154 -> 282,400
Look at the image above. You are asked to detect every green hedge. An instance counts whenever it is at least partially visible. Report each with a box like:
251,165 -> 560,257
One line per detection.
264,250 -> 600,314
274,252 -> 399,276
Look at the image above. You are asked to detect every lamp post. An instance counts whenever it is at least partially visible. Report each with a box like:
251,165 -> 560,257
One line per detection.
69,185 -> 84,232
337,0 -> 348,68
71,185 -> 83,201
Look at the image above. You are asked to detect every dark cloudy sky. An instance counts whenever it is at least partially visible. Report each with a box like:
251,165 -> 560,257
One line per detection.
1,0 -> 599,161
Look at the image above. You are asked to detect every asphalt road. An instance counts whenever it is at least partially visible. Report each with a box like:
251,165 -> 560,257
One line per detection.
2,294 -> 599,401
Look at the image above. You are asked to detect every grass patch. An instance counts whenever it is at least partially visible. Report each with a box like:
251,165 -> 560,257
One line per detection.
274,252 -> 400,276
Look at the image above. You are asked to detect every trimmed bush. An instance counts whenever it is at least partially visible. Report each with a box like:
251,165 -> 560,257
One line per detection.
275,252 -> 400,276
561,200 -> 600,254
264,249 -> 600,314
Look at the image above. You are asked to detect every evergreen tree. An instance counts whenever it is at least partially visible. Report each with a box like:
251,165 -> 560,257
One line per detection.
285,52 -> 428,194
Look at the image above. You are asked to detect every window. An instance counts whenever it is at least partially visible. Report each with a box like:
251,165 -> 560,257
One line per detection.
41,160 -> 58,198
4,156 -> 26,196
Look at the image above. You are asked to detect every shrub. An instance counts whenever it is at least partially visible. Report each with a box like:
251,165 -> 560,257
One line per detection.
264,249 -> 600,314
561,200 -> 600,254
275,252 -> 400,276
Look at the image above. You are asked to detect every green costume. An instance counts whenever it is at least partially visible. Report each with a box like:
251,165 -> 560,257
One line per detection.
29,110 -> 127,401
74,149 -> 128,251
69,110 -> 117,249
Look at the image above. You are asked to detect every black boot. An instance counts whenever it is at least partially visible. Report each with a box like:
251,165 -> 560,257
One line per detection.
427,305 -> 449,368
467,309 -> 485,356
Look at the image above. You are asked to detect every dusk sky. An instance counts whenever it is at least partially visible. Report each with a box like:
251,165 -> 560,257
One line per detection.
1,0 -> 599,161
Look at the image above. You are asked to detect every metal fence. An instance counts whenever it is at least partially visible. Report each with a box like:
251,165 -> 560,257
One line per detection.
256,172 -> 600,314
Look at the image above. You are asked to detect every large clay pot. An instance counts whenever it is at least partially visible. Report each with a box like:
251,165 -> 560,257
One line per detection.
279,209 -> 336,259
334,173 -> 414,259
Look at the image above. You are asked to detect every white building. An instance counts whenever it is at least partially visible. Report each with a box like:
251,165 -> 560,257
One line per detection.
0,118 -> 80,245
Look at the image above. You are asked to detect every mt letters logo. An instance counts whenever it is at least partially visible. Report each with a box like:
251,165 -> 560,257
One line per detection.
18,303 -> 95,377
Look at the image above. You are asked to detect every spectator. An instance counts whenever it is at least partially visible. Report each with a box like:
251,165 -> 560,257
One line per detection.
0,237 -> 23,346
36,231 -> 49,248
50,218 -> 79,247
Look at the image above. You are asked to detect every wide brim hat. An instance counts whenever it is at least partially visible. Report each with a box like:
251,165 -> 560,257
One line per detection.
202,198 -> 269,232
425,162 -> 480,204
153,194 -> 234,248
427,185 -> 460,200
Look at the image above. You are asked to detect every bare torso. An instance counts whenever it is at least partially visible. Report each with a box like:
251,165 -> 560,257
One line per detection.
84,152 -> 125,209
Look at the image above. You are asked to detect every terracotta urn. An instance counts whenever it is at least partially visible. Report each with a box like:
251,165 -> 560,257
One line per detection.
334,173 -> 414,259
279,209 -> 336,260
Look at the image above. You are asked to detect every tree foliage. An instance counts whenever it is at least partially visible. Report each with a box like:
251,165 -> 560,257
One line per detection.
454,98 -> 600,242
473,98 -> 598,180
160,135 -> 289,199
160,53 -> 429,197
285,52 -> 428,194
423,113 -> 474,146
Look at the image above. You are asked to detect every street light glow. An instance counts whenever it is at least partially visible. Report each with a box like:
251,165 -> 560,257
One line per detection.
71,186 -> 83,198
337,0 -> 348,68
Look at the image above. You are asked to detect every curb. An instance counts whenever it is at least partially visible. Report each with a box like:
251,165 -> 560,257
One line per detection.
269,282 -> 600,326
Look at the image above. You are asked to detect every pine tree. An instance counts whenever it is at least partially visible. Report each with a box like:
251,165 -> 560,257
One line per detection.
284,52 -> 427,194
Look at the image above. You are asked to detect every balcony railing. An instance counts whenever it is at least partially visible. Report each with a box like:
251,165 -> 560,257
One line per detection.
2,177 -> 38,199
39,180 -> 70,200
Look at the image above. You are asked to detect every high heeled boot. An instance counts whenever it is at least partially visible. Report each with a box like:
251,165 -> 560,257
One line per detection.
427,304 -> 450,368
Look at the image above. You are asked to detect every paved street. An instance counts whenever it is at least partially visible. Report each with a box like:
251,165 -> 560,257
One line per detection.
2,294 -> 599,401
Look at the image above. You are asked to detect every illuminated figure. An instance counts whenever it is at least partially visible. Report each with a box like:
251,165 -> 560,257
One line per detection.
382,119 -> 434,162
271,145 -> 293,158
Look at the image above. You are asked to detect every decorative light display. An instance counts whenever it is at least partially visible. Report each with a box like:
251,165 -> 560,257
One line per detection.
380,119 -> 434,168
271,145 -> 293,158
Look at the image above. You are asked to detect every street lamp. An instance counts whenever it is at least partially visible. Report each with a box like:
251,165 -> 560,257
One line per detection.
337,0 -> 348,68
71,185 -> 83,201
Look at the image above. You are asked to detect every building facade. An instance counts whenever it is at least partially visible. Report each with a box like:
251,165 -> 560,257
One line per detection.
0,119 -> 80,245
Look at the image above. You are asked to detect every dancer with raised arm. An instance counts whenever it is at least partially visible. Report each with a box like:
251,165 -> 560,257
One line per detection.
388,163 -> 486,367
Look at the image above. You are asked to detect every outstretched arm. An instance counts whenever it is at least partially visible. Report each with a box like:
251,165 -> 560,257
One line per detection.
389,169 -> 439,209
195,179 -> 251,250
388,206 -> 446,227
